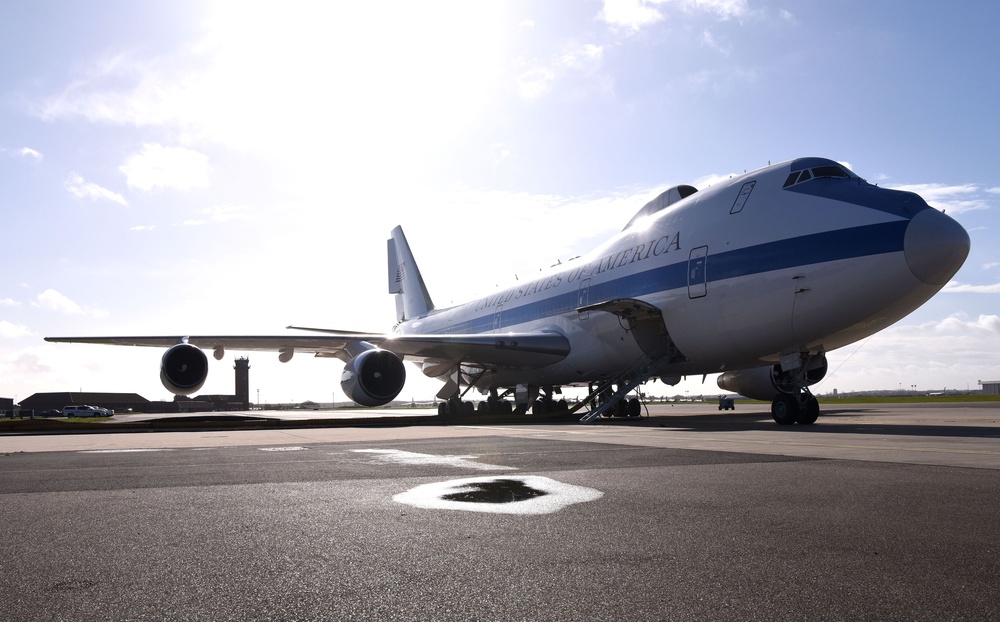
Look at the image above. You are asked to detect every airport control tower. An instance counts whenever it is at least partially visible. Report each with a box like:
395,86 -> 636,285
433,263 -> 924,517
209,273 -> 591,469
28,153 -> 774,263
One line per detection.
234,357 -> 250,409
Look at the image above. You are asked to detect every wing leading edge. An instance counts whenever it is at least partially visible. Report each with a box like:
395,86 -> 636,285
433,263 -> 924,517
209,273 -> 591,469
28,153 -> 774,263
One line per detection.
45,330 -> 570,369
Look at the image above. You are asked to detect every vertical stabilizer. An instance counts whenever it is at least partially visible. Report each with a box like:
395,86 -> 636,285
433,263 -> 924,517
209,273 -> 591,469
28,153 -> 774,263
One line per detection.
387,226 -> 435,322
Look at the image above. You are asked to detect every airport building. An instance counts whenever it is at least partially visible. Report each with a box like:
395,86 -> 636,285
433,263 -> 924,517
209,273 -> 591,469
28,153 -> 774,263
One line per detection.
982,381 -> 1000,395
20,392 -> 150,414
20,357 -> 252,414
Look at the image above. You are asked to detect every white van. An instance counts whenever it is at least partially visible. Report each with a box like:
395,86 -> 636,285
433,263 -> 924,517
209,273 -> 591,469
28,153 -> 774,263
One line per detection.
62,405 -> 113,417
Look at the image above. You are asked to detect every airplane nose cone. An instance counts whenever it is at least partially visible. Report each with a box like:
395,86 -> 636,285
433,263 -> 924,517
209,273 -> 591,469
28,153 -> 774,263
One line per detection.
904,208 -> 970,285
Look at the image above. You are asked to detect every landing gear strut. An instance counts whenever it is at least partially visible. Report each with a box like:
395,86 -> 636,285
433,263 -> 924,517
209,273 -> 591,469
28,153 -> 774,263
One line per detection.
770,390 -> 819,425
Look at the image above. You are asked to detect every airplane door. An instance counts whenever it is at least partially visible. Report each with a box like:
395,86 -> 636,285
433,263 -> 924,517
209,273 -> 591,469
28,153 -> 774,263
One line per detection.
493,305 -> 503,332
688,246 -> 708,299
578,278 -> 591,320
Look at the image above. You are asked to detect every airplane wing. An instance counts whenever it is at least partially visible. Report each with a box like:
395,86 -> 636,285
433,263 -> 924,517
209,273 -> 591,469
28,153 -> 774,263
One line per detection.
45,330 -> 571,369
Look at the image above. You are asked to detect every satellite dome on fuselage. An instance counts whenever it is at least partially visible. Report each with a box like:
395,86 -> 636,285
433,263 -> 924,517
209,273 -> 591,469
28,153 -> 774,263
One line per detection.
623,184 -> 698,230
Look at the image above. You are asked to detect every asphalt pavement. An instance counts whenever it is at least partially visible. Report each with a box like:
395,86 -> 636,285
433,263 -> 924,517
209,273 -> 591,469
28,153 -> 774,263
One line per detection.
2,404 -> 999,621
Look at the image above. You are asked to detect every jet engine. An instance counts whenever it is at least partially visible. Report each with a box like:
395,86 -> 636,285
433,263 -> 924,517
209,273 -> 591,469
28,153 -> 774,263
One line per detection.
340,349 -> 406,407
160,343 -> 209,395
717,356 -> 828,401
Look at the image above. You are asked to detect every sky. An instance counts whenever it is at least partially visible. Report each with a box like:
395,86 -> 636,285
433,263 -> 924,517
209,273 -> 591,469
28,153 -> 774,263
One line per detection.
1,0 -> 998,405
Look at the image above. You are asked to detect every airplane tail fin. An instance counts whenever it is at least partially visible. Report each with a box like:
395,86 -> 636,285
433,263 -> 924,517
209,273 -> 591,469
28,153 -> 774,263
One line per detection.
388,226 -> 435,322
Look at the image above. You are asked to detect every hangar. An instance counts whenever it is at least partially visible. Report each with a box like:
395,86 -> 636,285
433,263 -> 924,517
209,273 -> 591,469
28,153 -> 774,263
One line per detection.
19,357 -> 252,414
20,392 -> 150,414
982,381 -> 1000,395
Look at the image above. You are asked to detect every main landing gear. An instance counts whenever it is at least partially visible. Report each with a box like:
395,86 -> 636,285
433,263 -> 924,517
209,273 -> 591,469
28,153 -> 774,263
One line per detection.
770,390 -> 819,425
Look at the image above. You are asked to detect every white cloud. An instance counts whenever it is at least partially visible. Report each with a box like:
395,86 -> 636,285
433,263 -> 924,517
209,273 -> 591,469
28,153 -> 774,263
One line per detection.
130,225 -> 156,231
1,146 -> 42,161
685,0 -> 748,19
0,321 -> 33,339
19,147 -> 42,161
120,143 -> 210,192
560,43 -> 604,69
200,204 -> 249,223
176,205 -> 248,227
36,289 -> 84,314
820,313 -> 1000,393
700,30 -> 732,55
34,2 -> 509,194
34,289 -> 108,318
600,0 -> 668,31
932,313 -> 1000,333
599,0 -> 748,31
0,298 -> 20,307
518,43 -> 607,102
517,67 -> 557,101
983,263 -> 1000,270
942,281 -> 1000,294
65,173 -> 128,206
888,182 -> 991,214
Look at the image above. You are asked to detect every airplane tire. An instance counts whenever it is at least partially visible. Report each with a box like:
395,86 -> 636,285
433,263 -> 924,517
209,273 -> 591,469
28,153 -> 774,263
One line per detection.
771,394 -> 798,425
628,398 -> 641,417
796,397 -> 820,425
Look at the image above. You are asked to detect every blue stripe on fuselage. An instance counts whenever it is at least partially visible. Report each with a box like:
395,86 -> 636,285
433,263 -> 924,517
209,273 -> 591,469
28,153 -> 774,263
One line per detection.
785,179 -> 931,219
433,220 -> 908,335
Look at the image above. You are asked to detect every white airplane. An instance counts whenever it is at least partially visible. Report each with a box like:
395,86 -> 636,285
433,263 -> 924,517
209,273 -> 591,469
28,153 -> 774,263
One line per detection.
48,157 -> 970,425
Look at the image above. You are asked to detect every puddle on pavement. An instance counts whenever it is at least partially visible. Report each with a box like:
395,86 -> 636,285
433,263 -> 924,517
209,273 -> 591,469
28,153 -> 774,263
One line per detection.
441,478 -> 548,504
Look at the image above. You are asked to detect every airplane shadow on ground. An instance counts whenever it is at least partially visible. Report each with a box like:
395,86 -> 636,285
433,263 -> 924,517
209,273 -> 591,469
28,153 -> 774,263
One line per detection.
579,409 -> 1000,440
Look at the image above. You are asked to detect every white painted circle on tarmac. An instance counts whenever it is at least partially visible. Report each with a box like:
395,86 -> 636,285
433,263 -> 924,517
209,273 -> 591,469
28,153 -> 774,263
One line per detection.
393,475 -> 603,515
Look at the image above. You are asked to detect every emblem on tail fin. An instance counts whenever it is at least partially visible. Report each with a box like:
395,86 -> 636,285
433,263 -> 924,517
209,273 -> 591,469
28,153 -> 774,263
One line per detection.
387,226 -> 435,322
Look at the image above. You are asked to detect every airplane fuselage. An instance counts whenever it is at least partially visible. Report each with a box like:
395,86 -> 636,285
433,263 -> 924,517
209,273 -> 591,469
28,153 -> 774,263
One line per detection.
399,158 -> 968,392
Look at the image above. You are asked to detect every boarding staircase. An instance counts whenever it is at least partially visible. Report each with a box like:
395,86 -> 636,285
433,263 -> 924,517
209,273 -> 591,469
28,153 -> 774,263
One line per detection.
578,354 -> 665,423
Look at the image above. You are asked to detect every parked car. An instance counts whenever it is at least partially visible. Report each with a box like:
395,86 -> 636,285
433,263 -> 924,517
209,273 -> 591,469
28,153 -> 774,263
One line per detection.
62,405 -> 113,417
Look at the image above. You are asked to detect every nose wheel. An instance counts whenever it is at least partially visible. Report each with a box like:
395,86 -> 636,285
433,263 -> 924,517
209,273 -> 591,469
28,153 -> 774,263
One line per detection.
770,392 -> 819,425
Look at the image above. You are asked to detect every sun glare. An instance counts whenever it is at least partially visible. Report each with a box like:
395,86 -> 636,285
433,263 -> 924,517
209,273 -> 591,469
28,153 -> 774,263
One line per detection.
195,1 -> 509,186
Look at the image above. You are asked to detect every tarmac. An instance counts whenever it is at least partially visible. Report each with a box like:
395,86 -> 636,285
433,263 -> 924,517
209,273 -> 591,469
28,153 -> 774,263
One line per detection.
2,402 -> 999,620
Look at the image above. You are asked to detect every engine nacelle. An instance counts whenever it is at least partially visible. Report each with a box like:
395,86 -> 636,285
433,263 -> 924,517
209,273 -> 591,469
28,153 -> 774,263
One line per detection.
160,343 -> 209,396
340,349 -> 406,407
717,356 -> 828,401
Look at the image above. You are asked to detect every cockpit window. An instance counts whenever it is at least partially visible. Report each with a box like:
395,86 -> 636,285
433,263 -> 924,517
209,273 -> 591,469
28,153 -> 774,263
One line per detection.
783,164 -> 851,188
812,165 -> 849,179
